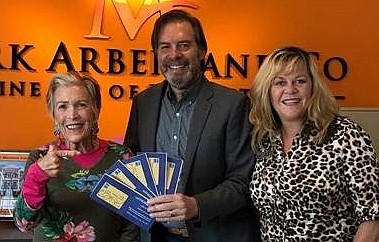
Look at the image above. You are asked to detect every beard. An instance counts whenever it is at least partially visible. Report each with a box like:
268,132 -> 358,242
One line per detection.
161,58 -> 203,91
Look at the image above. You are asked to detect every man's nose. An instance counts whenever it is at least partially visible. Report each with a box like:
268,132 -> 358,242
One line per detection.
169,46 -> 182,58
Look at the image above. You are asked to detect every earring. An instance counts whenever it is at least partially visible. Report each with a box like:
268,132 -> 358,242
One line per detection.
54,123 -> 61,137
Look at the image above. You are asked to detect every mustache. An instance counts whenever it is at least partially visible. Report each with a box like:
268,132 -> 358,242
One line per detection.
161,59 -> 189,72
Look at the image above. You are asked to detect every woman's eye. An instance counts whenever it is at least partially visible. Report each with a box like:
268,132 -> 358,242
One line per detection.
75,102 -> 89,109
296,79 -> 306,84
273,80 -> 285,86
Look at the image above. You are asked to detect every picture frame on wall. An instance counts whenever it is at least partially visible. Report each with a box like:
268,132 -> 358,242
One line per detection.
0,151 -> 29,221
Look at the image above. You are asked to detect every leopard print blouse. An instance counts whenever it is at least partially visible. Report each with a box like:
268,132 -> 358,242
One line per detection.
250,116 -> 379,241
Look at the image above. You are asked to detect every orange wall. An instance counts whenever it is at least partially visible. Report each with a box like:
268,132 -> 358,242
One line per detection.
1,0 -> 378,150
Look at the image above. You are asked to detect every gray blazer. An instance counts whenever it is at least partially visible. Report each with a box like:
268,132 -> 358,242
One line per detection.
125,78 -> 261,242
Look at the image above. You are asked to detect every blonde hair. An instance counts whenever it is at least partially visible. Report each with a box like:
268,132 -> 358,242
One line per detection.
46,71 -> 102,120
248,46 -> 338,152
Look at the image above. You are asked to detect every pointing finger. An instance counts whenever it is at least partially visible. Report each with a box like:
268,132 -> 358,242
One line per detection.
56,149 -> 81,159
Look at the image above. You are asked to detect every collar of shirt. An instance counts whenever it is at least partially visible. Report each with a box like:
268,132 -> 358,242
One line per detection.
165,76 -> 205,106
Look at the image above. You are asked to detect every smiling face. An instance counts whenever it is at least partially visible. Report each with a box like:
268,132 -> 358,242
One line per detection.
270,63 -> 312,126
53,85 -> 96,149
156,21 -> 205,93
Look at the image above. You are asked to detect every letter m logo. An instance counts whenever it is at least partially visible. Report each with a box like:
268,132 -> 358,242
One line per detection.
85,0 -> 198,40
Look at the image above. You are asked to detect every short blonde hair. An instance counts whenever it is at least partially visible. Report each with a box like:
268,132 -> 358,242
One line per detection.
46,71 -> 102,119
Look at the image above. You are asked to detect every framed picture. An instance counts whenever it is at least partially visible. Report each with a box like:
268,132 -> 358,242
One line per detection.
0,151 -> 29,220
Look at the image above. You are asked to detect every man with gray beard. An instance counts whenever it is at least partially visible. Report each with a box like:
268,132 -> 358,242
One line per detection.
124,9 -> 260,242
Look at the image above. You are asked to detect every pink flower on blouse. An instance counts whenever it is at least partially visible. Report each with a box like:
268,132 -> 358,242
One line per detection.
56,220 -> 96,242
15,217 -> 34,232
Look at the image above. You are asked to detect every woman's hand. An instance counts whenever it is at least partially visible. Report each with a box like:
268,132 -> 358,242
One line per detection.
37,144 -> 80,177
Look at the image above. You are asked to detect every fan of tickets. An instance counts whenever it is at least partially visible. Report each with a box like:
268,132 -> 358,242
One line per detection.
90,152 -> 183,231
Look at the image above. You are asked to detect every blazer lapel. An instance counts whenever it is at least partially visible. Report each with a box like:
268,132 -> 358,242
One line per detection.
142,82 -> 166,150
177,80 -> 213,192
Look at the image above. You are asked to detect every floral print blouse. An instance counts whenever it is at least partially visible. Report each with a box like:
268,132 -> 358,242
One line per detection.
14,140 -> 139,242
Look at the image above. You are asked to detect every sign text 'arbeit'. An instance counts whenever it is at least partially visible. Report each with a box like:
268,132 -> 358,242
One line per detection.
0,42 -> 349,100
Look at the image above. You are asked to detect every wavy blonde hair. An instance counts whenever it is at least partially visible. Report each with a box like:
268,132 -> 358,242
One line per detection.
249,46 -> 338,152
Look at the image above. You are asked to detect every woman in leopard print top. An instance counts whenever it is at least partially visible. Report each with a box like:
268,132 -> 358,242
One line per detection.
249,46 -> 379,241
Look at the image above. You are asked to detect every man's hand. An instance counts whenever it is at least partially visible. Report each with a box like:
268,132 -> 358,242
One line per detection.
147,193 -> 199,222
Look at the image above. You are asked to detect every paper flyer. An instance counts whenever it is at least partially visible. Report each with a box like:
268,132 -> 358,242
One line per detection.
144,152 -> 167,196
90,174 -> 154,231
121,153 -> 158,196
166,156 -> 183,194
106,160 -> 157,199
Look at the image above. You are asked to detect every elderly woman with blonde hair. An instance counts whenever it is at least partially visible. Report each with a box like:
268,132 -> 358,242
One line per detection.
14,72 -> 139,242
